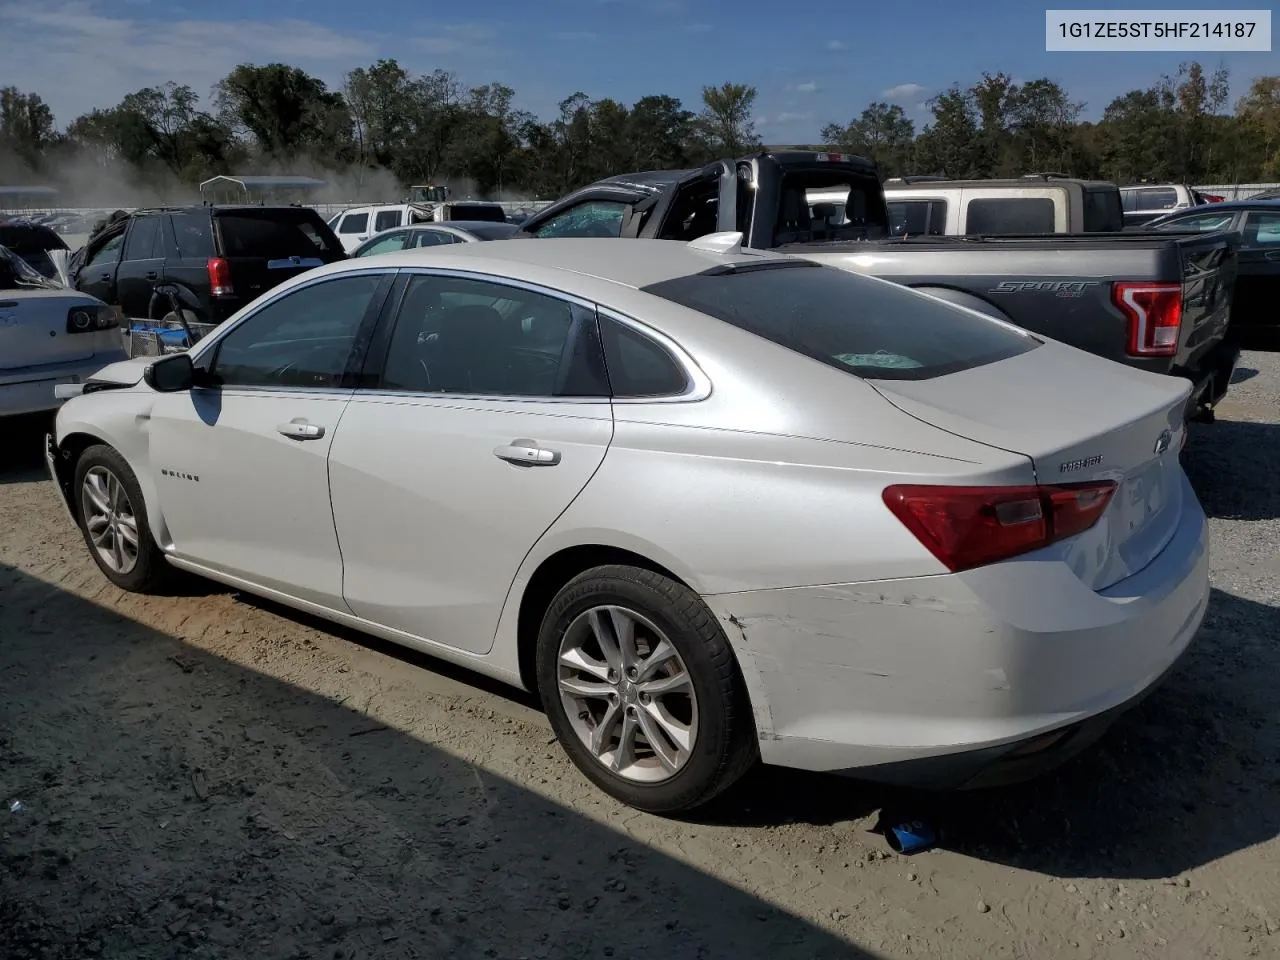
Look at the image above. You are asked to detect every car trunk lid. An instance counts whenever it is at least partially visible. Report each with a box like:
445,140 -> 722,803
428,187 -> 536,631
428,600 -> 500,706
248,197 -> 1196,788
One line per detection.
868,342 -> 1191,590
0,291 -> 95,370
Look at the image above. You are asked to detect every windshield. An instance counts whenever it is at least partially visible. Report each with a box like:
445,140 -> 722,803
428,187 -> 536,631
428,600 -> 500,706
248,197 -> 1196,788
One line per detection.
641,261 -> 1038,381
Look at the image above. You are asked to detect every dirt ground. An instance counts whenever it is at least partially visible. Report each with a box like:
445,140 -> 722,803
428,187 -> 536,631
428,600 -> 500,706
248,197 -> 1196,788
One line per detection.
2,356 -> 1278,960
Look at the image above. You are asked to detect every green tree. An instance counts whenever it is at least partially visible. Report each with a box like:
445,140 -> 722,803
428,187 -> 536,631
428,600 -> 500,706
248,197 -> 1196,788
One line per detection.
696,82 -> 759,154
821,102 -> 915,176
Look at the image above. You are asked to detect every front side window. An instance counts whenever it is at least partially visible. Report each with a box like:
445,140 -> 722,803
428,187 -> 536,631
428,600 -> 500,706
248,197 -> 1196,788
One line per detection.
888,200 -> 948,236
123,216 -> 163,260
377,274 -> 603,397
208,274 -> 382,389
85,232 -> 125,267
339,213 -> 369,235
535,200 -> 627,238
642,261 -> 1037,381
1137,187 -> 1179,210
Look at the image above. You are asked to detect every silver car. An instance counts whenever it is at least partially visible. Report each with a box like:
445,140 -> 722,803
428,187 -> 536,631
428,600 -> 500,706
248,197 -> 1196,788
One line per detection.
46,235 -> 1208,813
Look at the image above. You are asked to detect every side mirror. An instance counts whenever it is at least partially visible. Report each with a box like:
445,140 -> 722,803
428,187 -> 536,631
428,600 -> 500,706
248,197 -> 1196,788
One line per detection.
144,353 -> 195,392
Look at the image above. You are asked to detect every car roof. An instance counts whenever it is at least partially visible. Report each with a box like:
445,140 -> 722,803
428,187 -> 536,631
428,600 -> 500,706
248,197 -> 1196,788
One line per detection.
406,221 -> 517,232
339,237 -> 788,288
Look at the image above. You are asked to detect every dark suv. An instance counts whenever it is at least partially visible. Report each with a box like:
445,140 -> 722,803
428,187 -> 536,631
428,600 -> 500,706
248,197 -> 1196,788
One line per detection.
71,205 -> 347,325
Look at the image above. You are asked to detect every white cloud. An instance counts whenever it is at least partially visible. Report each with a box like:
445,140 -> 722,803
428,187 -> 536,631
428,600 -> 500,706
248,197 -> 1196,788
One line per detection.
0,1 -> 496,126
827,39 -> 848,51
882,83 -> 926,101
791,81 -> 819,94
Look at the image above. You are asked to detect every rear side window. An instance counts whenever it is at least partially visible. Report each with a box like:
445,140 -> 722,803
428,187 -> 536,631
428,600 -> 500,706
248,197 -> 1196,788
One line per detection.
171,213 -> 214,258
123,216 -> 163,260
641,262 -> 1037,381
888,200 -> 947,236
964,198 -> 1055,234
374,210 -> 402,232
599,317 -> 690,397
1137,187 -> 1179,210
216,213 -> 343,260
1082,189 -> 1123,232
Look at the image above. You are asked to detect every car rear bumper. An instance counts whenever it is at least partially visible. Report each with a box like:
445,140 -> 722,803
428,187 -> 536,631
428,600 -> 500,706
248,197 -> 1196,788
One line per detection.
704,479 -> 1209,788
0,353 -> 126,417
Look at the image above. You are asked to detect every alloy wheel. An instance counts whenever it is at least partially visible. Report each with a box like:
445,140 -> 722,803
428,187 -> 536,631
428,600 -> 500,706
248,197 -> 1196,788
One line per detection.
80,465 -> 140,575
556,605 -> 699,783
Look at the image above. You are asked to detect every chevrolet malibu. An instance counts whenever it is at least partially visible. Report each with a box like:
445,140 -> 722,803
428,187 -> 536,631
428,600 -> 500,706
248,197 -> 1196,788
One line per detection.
46,235 -> 1209,813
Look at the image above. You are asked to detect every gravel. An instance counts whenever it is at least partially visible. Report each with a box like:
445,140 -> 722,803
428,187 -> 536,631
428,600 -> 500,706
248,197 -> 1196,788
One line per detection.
0,351 -> 1277,959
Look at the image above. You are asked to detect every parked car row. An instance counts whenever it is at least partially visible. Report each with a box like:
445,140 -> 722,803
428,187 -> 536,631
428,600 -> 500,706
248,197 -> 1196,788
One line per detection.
17,155 -> 1267,816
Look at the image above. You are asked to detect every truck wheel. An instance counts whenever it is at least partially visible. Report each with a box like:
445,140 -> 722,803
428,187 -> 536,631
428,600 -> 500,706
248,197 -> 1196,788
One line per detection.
536,564 -> 758,813
73,444 -> 174,594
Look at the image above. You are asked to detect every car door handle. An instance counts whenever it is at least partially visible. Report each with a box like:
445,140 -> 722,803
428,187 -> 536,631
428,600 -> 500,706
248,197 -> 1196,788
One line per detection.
493,439 -> 560,466
145,270 -> 158,279
276,419 -> 325,440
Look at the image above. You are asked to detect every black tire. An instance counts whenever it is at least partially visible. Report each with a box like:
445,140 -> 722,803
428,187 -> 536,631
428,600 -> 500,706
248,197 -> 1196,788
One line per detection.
73,444 -> 174,593
536,564 -> 758,813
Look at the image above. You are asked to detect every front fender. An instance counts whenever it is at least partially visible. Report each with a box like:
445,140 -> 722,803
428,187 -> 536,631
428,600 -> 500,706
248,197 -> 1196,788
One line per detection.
53,390 -> 171,549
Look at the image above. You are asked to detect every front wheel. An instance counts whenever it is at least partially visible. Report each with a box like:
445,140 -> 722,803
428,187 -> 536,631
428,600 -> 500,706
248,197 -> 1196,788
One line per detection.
73,444 -> 173,593
536,564 -> 758,813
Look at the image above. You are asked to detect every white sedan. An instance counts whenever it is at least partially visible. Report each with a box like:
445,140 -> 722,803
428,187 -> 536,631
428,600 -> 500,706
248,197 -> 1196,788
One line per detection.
1,245 -> 126,419
46,235 -> 1209,813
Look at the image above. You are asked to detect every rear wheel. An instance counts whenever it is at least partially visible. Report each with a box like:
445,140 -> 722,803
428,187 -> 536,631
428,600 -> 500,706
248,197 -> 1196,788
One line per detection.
536,564 -> 758,813
74,445 -> 173,593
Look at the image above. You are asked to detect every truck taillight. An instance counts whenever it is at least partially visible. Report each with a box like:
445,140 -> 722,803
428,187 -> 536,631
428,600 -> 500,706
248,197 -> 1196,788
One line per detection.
882,481 -> 1117,573
207,257 -> 233,296
1113,282 -> 1182,358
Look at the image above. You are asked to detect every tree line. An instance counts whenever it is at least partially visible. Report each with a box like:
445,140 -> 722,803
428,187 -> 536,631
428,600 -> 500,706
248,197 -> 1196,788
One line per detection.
1,60 -> 1278,205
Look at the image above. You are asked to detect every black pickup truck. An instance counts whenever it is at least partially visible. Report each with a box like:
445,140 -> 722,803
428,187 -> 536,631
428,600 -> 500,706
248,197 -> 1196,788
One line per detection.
514,152 -> 1240,420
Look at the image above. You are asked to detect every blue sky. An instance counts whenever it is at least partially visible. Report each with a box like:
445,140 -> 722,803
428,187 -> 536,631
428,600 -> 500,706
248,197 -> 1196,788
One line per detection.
1,0 -> 1276,140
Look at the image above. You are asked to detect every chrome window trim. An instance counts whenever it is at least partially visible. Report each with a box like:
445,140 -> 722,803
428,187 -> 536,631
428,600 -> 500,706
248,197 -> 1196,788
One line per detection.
595,306 -> 711,404
357,267 -> 710,405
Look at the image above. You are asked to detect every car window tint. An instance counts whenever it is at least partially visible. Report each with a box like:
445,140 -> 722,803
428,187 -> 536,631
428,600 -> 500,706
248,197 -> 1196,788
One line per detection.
339,213 -> 369,234
1154,212 -> 1236,232
1137,187 -> 1179,209
534,200 -> 626,238
210,275 -> 381,389
642,261 -> 1037,381
599,317 -> 689,397
964,198 -> 1055,234
1082,189 -> 1124,232
85,232 -> 125,267
171,213 -> 214,258
359,232 -> 408,256
378,275 -> 580,396
887,200 -> 947,236
123,216 -> 162,260
374,210 -> 402,232
1244,211 -> 1280,246
409,230 -> 450,247
216,213 -> 341,259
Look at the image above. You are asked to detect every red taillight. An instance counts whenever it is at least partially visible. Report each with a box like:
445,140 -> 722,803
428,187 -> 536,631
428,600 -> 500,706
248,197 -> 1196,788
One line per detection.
882,481 -> 1117,572
1203,194 -> 1223,203
207,257 -> 233,296
1113,282 -> 1182,358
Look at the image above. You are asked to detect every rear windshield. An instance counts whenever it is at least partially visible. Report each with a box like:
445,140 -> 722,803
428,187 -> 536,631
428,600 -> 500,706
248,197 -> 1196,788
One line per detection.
641,262 -> 1038,381
449,204 -> 508,223
215,211 -> 344,260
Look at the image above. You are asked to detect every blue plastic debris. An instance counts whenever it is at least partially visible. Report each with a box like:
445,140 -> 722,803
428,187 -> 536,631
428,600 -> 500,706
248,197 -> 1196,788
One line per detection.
884,819 -> 937,854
